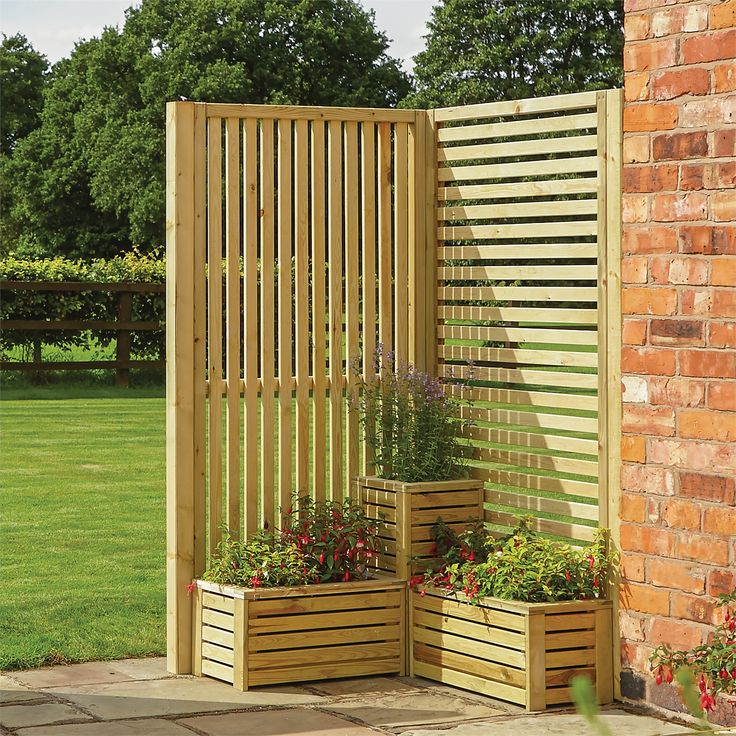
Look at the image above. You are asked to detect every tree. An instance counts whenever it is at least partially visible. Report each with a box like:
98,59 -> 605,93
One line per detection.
3,0 -> 410,258
404,0 -> 623,108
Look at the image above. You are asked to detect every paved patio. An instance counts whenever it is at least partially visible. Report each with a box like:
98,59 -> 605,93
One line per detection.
0,658 -> 700,735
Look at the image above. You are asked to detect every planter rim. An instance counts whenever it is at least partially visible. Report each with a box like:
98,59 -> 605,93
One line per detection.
356,475 -> 484,491
415,583 -> 612,614
196,573 -> 405,600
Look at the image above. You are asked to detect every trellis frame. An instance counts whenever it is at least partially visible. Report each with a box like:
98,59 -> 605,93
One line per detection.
166,91 -> 622,675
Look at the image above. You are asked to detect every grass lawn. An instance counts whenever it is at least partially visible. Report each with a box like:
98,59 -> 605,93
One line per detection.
0,385 -> 167,670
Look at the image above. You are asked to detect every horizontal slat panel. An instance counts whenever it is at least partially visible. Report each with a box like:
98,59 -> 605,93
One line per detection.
464,424 -> 599,456
439,286 -> 598,302
438,135 -> 597,162
440,325 -> 598,347
438,200 -> 597,221
438,265 -> 597,282
249,623 -> 403,652
487,489 -> 599,521
440,364 -> 599,390
438,113 -> 598,143
438,156 -> 599,182
438,244 -> 597,261
471,448 -> 598,477
441,345 -> 599,370
488,509 -> 595,542
439,221 -> 598,240
476,468 -> 600,498
459,405 -> 598,433
439,178 -> 598,201
437,305 -> 598,324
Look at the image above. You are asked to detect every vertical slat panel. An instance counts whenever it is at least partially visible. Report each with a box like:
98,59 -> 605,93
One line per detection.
378,122 -> 393,355
295,119 -> 310,497
361,122 -> 377,474
243,118 -> 259,537
277,119 -> 293,516
224,117 -> 241,535
260,120 -> 276,529
207,117 -> 223,555
394,122 -> 409,363
311,121 -> 327,501
328,120 -> 344,500
345,121 -> 360,485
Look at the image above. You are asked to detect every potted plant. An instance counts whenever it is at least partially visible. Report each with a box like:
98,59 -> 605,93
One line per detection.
350,346 -> 484,579
409,518 -> 614,712
191,497 -> 406,690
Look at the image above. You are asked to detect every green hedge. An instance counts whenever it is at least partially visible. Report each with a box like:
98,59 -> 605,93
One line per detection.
1,253 -> 165,359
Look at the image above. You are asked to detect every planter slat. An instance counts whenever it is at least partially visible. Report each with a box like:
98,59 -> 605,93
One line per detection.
413,625 -> 526,668
202,659 -> 234,683
249,658 -> 402,687
202,625 -> 234,648
249,590 -> 401,616
249,623 -> 404,652
413,608 -> 526,650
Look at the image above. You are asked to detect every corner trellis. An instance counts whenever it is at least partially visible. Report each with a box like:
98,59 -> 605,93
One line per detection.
166,91 -> 622,676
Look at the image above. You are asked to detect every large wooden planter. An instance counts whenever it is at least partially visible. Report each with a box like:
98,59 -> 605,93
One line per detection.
354,476 -> 484,577
411,587 -> 613,712
193,576 -> 406,690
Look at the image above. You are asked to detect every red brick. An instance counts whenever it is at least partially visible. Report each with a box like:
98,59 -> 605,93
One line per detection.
624,135 -> 650,164
671,591 -> 716,624
622,346 -> 677,375
648,376 -> 705,407
681,30 -> 736,64
623,318 -> 648,345
622,435 -> 647,463
648,558 -> 706,595
625,103 -> 679,132
680,408 -> 736,441
625,226 -> 678,254
713,289 -> 736,317
623,194 -> 650,223
661,498 -> 702,530
650,256 -> 709,285
624,39 -> 678,72
679,163 -> 719,191
679,288 -> 712,316
714,130 -> 736,158
680,96 -> 736,127
703,507 -> 736,536
708,569 -> 736,597
711,0 -> 736,29
625,13 -> 651,40
679,534 -> 730,566
713,62 -> 736,93
678,225 -> 736,255
623,286 -> 678,315
649,618 -> 703,649
649,438 -> 736,472
621,493 -> 647,523
680,470 -> 735,504
680,349 -> 736,377
652,68 -> 709,100
652,193 -> 708,222
653,131 -> 708,160
621,552 -> 647,583
620,611 -> 647,641
623,164 -> 678,192
708,321 -> 736,347
623,404 -> 676,436
622,256 -> 649,284
712,259 -> 736,287
716,161 -> 736,187
621,641 -> 654,673
621,464 -> 676,495
650,318 -> 704,345
626,71 -> 651,102
707,382 -> 736,411
712,190 -> 736,222
620,580 -> 671,615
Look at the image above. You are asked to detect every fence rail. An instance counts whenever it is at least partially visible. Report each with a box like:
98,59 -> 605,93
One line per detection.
0,280 -> 165,386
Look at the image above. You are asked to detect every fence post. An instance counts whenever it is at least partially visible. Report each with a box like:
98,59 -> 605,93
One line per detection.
166,100 -> 197,675
116,291 -> 132,388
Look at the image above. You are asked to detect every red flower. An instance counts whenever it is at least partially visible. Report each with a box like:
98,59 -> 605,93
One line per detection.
186,581 -> 196,595
319,552 -> 325,564
343,570 -> 350,582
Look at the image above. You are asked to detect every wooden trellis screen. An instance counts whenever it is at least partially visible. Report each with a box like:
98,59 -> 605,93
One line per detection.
167,90 -> 621,673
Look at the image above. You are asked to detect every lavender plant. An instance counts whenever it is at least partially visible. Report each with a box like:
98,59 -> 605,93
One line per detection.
350,346 -> 472,482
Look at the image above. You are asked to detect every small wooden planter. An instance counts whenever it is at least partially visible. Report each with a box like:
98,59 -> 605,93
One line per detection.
193,576 -> 406,690
411,587 -> 613,712
354,476 -> 484,577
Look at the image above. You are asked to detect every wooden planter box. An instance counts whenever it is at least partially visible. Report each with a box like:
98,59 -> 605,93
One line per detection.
193,576 -> 406,690
354,476 -> 484,577
411,587 -> 613,712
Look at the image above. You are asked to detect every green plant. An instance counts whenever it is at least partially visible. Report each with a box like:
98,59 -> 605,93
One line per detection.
350,345 -> 472,482
650,590 -> 736,715
413,518 -> 611,603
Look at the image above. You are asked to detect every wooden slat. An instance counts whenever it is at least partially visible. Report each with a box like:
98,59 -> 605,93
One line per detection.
248,658 -> 401,686
202,607 -> 234,630
439,286 -> 598,303
438,156 -> 599,182
439,325 -> 597,347
378,121 -> 393,354
459,405 -> 598,434
473,448 -> 598,478
545,612 -> 596,631
414,592 -> 526,633
224,117 -> 241,535
439,363 -> 599,390
439,177 -> 598,201
328,119 -> 344,501
476,467 -> 599,499
249,590 -> 401,616
249,642 -> 400,670
441,345 -> 599,370
438,199 -> 597,221
201,658 -> 233,683
0,280 -> 166,293
437,112 -> 598,143
395,122 -> 409,361
277,118 -> 293,514
0,320 -> 161,331
487,489 -> 599,521
464,424 -> 599,456
202,625 -> 234,648
438,135 -> 597,163
488,509 -> 596,542
247,607 -> 400,633
202,591 -> 235,613
439,221 -> 598,240
437,305 -> 598,325
311,120 -> 327,501
438,265 -> 598,282
450,384 -> 598,413
204,102 -> 415,123
260,119 -> 276,528
250,623 -> 402,652
414,643 -> 525,687
438,244 -> 598,261
295,118 -> 310,497
202,641 -> 234,666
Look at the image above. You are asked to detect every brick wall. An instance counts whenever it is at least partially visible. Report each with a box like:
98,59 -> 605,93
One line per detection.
620,0 -> 736,722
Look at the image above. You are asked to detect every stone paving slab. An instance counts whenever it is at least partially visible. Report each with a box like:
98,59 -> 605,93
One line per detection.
323,690 -> 505,729
15,718 -> 193,736
0,703 -> 91,731
0,676 -> 46,705
180,708 -> 379,735
40,676 -> 323,720
12,663 -> 136,690
308,676 -> 423,696
104,658 -> 170,682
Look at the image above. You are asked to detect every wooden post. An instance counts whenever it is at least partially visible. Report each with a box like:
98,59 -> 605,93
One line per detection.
166,100 -> 197,675
116,291 -> 132,388
422,111 -> 438,375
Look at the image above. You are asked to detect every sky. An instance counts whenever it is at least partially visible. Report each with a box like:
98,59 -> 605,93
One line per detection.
0,0 -> 435,71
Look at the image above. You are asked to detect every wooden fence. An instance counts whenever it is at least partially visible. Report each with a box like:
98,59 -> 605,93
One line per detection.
166,91 -> 622,673
0,281 -> 165,387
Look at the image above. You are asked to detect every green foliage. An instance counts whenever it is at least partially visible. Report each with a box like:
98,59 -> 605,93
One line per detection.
650,590 -> 736,715
350,346 -> 472,482
416,518 -> 611,603
3,0 -> 410,258
404,0 -> 623,108
571,675 -> 613,736
0,253 -> 165,359
202,497 -> 383,588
